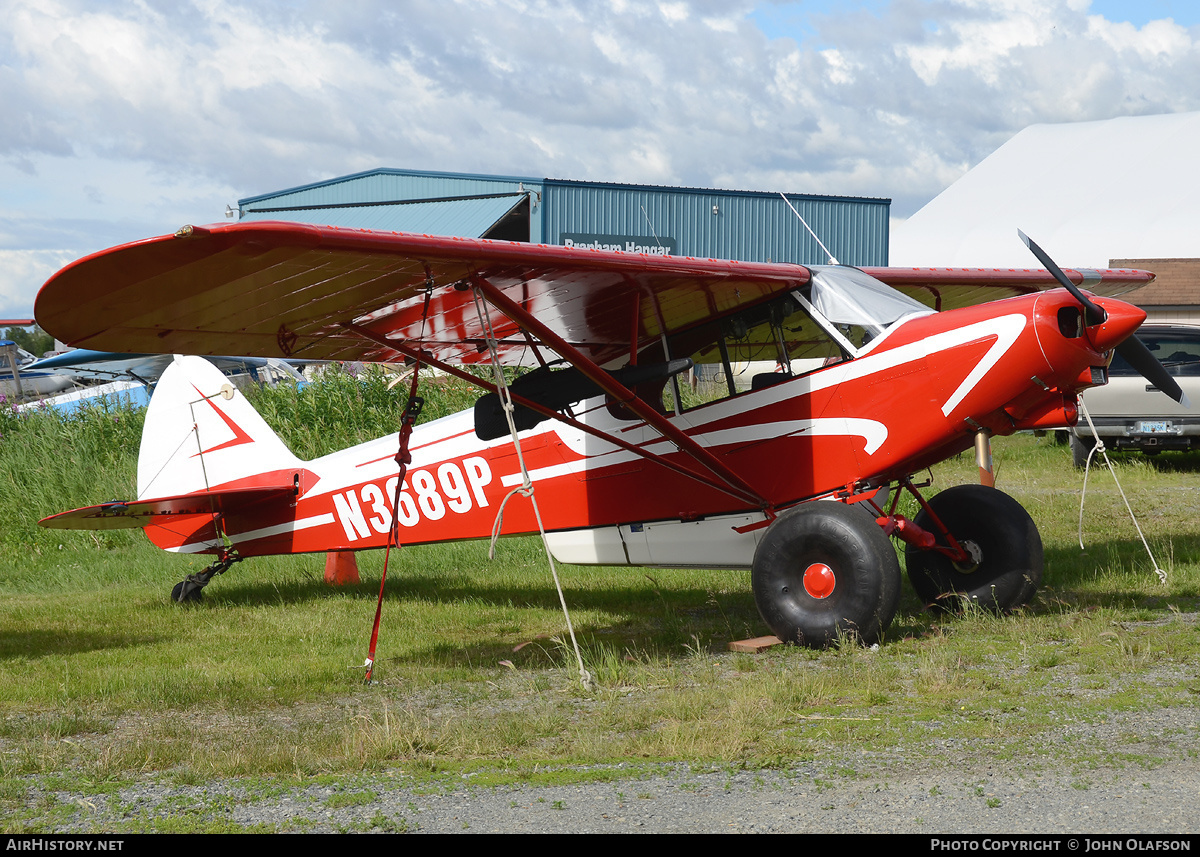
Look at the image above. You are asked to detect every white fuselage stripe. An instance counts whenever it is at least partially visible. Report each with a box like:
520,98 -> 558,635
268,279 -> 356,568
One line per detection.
242,314 -> 1029,517
167,512 -> 336,554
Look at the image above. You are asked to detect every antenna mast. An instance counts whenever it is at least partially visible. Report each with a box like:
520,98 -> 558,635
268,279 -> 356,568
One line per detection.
779,192 -> 839,265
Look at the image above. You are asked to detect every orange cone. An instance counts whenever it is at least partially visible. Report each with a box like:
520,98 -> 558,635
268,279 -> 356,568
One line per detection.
324,550 -> 360,585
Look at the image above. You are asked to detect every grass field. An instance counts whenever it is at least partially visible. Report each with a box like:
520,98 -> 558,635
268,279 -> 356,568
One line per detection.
1,379 -> 1198,830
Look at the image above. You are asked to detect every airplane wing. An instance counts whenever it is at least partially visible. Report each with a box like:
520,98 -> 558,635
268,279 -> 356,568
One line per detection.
25,351 -> 178,383
35,221 -> 1153,368
25,349 -> 309,384
862,266 -> 1152,313
35,222 -> 811,368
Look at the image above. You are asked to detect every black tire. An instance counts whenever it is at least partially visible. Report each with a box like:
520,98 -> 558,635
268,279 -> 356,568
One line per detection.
752,502 -> 901,648
171,579 -> 203,604
905,484 -> 1042,613
1069,432 -> 1093,469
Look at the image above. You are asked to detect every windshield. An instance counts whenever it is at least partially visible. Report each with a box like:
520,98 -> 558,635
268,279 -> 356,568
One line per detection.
806,266 -> 933,340
1110,329 -> 1200,377
794,266 -> 933,356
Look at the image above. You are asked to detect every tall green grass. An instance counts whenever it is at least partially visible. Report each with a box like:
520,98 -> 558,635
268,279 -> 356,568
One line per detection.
244,363 -> 483,459
0,365 -> 482,558
0,398 -> 144,555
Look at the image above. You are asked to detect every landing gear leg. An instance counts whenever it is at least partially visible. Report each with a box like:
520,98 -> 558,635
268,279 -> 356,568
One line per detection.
172,549 -> 241,604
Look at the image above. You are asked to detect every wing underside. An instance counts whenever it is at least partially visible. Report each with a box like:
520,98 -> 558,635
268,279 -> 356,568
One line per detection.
36,223 -> 809,368
35,221 -> 1154,368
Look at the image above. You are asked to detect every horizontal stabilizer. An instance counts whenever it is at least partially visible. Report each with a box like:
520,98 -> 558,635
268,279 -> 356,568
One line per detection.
39,485 -> 296,531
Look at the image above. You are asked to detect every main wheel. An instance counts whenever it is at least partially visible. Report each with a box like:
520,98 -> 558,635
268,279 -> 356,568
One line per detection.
752,502 -> 901,648
905,484 -> 1042,613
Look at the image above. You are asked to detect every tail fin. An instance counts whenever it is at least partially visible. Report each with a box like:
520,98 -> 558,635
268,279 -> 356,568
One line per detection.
137,355 -> 301,500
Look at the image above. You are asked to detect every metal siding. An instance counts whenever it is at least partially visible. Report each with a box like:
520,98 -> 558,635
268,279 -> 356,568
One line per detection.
541,182 -> 888,266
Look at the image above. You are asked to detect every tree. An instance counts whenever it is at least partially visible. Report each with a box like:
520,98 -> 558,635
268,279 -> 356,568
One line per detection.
1,326 -> 55,358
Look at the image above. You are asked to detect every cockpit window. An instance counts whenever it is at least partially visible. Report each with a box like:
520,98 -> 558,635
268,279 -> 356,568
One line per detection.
627,267 -> 933,416
802,266 -> 933,351
654,292 -> 841,414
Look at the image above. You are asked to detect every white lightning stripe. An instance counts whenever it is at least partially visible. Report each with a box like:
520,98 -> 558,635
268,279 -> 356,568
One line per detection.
302,410 -> 520,499
712,313 -> 1029,418
500,316 -> 1030,489
939,314 -> 1027,416
674,417 -> 887,455
499,417 -> 889,487
166,512 -> 336,554
551,313 -> 1029,450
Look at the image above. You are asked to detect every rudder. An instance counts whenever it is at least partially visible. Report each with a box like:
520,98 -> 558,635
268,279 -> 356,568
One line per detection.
137,356 -> 302,500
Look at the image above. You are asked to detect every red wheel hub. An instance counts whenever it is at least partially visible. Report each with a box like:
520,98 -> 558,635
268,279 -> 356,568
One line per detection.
803,562 -> 836,599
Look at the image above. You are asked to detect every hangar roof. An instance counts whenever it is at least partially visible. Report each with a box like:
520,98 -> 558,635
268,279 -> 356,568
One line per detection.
890,112 -> 1200,269
240,193 -> 527,237
239,168 -> 537,238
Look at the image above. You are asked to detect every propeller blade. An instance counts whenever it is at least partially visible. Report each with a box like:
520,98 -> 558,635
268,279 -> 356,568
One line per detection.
1018,230 -> 1189,408
1018,229 -> 1106,326
1116,335 -> 1190,407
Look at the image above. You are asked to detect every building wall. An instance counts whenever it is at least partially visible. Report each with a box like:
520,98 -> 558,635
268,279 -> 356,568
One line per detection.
542,180 -> 889,267
239,169 -> 891,266
1111,258 -> 1200,328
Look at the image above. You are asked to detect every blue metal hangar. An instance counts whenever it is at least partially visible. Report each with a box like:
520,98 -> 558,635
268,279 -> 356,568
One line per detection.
236,168 -> 891,267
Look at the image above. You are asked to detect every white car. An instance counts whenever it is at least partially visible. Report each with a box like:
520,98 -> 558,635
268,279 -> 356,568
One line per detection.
1070,325 -> 1200,466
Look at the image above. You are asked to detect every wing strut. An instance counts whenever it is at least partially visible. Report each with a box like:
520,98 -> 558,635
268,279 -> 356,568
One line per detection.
470,276 -> 769,509
340,321 -> 764,506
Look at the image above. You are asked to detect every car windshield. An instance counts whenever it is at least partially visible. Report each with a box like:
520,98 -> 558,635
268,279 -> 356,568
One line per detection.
1111,329 -> 1200,376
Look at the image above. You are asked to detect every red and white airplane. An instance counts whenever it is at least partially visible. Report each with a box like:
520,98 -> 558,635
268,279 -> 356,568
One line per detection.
34,222 -> 1184,647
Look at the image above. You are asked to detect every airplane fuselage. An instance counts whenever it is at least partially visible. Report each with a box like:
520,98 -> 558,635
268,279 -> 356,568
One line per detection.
141,287 -> 1140,569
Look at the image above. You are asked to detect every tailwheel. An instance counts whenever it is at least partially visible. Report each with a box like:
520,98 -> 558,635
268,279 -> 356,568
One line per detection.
171,577 -> 205,604
752,501 -> 901,648
905,484 -> 1042,613
171,550 -> 240,605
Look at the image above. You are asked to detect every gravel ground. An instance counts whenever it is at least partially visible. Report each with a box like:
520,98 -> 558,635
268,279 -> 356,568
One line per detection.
23,707 -> 1199,834
30,761 -> 1200,833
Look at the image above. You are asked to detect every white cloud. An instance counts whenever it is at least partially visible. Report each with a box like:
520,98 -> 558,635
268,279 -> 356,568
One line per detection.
1088,14 -> 1191,60
0,249 -> 77,317
1,0 -> 1199,315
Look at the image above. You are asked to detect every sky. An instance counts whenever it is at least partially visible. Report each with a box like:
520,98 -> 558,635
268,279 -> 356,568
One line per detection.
3,0 -> 1200,319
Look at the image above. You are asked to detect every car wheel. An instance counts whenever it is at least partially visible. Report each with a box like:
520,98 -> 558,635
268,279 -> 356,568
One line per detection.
1069,432 -> 1094,468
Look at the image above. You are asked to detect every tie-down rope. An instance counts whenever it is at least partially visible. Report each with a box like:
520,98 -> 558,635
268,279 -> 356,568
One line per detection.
1076,399 -> 1166,584
363,281 -> 432,683
471,287 -> 593,690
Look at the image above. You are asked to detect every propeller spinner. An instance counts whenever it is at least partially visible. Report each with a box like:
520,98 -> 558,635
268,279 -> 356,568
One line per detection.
1019,230 -> 1188,407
